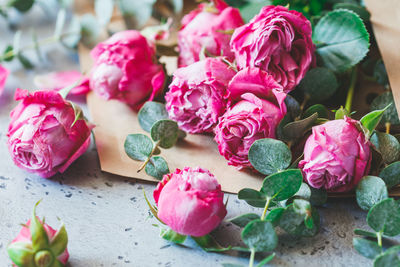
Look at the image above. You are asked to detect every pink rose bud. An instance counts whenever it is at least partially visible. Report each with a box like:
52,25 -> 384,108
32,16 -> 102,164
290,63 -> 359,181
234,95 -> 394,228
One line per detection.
299,117 -> 372,192
34,71 -> 91,96
215,67 -> 286,169
0,64 -> 9,96
153,167 -> 227,237
178,0 -> 244,67
165,58 -> 236,133
90,30 -> 165,109
7,89 -> 92,178
230,6 -> 314,92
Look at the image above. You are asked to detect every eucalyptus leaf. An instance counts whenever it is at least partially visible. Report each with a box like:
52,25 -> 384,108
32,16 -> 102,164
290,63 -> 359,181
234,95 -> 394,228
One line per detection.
279,204 -> 320,237
367,198 -> 400,237
361,107 -> 389,138
298,67 -> 338,101
370,132 -> 400,164
238,188 -> 266,208
284,94 -> 301,120
240,0 -> 272,23
353,237 -> 382,259
265,208 -> 285,227
276,114 -> 292,141
95,0 -> 114,26
371,92 -> 400,125
228,213 -> 260,228
248,138 -> 292,175
241,219 -> 278,252
379,161 -> 400,189
373,59 -> 389,86
8,0 -> 35,12
138,101 -> 169,132
261,169 -> 303,201
302,104 -> 329,119
124,134 -> 153,161
3,45 -> 14,61
54,9 -> 66,40
282,112 -> 318,141
150,119 -> 179,149
354,228 -> 378,238
145,156 -> 169,180
356,176 -> 388,211
160,228 -> 186,244
18,54 -> 34,69
313,9 -> 370,72
309,187 -> 328,206
373,250 -> 400,267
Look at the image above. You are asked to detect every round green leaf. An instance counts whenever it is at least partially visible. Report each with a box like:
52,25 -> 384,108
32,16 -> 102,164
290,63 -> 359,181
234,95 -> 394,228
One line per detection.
356,176 -> 389,211
353,237 -> 382,259
150,119 -> 179,149
241,220 -> 277,252
298,68 -> 338,101
313,9 -> 370,73
279,204 -> 320,237
374,251 -> 400,267
138,101 -> 169,132
379,161 -> 400,189
284,95 -> 301,120
145,156 -> 170,180
124,134 -> 153,161
8,0 -> 34,12
282,112 -> 318,141
238,188 -> 266,208
367,198 -> 400,237
265,208 -> 285,227
370,132 -> 400,164
248,138 -> 292,175
371,92 -> 400,125
302,104 -> 329,119
228,213 -> 260,228
261,169 -> 303,201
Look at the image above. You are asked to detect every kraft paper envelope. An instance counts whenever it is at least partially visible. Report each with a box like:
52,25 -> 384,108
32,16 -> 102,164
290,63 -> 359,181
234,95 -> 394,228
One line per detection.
80,2 -> 400,195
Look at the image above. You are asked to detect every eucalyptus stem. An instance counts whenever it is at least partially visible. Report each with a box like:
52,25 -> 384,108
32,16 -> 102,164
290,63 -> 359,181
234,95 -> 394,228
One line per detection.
137,140 -> 161,173
260,197 -> 272,221
249,249 -> 256,267
376,231 -> 383,247
345,67 -> 358,112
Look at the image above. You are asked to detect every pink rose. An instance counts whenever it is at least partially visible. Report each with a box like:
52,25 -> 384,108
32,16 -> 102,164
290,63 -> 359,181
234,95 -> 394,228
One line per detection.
215,67 -> 286,169
9,219 -> 69,266
178,0 -> 244,67
90,30 -> 165,109
299,117 -> 372,192
0,64 -> 9,96
153,167 -> 227,237
230,5 -> 314,92
165,58 -> 236,133
34,71 -> 91,96
7,89 -> 92,178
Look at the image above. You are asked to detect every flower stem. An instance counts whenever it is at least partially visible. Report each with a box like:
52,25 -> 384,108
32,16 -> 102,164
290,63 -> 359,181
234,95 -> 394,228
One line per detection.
376,231 -> 383,247
260,197 -> 272,221
385,122 -> 391,134
137,140 -> 160,173
249,249 -> 256,267
345,67 -> 358,112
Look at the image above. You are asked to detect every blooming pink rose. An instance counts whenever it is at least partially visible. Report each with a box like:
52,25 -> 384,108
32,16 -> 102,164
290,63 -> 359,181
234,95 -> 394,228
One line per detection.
90,30 -> 165,109
178,0 -> 244,67
7,89 -> 92,178
165,58 -> 236,133
215,67 -> 286,169
299,117 -> 371,192
34,71 -> 91,96
230,5 -> 314,92
9,219 -> 69,266
154,167 -> 227,237
0,64 -> 9,96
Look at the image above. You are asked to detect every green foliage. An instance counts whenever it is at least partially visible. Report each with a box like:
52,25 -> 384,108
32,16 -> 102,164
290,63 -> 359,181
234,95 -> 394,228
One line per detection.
95,0 -> 114,27
367,198 -> 400,237
356,176 -> 388,211
145,156 -> 169,180
353,238 -> 382,259
333,3 -> 370,21
118,0 -> 156,28
370,92 -> 400,125
379,162 -> 400,189
282,112 -> 318,141
159,228 -> 187,244
124,134 -> 154,161
261,169 -> 303,201
150,119 -> 179,149
242,220 -> 278,252
228,213 -> 260,228
361,106 -> 390,139
302,104 -> 329,119
138,102 -> 169,133
7,0 -> 35,12
298,67 -> 338,101
370,132 -> 400,164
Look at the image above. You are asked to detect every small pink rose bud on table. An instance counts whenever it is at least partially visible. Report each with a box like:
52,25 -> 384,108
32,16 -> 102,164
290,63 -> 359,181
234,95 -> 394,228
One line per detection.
299,117 -> 372,192
7,89 -> 92,178
153,167 -> 227,237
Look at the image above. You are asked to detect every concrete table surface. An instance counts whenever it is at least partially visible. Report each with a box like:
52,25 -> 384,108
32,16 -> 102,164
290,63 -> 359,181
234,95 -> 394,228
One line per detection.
0,6 -> 395,267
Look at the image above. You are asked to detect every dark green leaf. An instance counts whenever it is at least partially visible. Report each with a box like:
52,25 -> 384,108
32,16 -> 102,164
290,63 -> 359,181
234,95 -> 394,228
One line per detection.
138,102 -> 169,132
2,45 -> 14,61
313,10 -> 370,72
18,54 -> 34,69
298,67 -> 338,101
256,253 -> 275,267
379,161 -> 400,189
374,250 -> 400,267
356,176 -> 389,211
284,94 -> 301,120
228,213 -> 260,228
370,132 -> 400,164
124,134 -> 153,161
160,228 -> 186,244
367,198 -> 400,237
371,92 -> 400,125
145,156 -> 169,180
303,104 -> 329,119
191,235 -> 230,252
8,0 -> 34,12
248,138 -> 292,175
373,59 -> 389,85
354,228 -> 378,238
276,114 -> 292,141
361,107 -> 389,138
333,3 -> 370,21
309,187 -> 328,206
261,169 -> 303,201
241,220 -> 277,252
150,119 -> 179,149
6,242 -> 35,267
353,237 -> 382,259
265,208 -> 285,227
282,112 -> 318,141
238,188 -> 266,208
279,204 -> 320,237
294,183 -> 312,200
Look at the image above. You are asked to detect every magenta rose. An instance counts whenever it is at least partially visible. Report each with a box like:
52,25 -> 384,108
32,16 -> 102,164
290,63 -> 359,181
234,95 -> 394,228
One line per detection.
215,67 -> 286,169
90,30 -> 165,109
230,5 -> 314,92
0,64 -> 9,96
7,89 -> 92,178
178,0 -> 244,67
299,117 -> 371,192
165,57 -> 236,133
153,167 -> 227,237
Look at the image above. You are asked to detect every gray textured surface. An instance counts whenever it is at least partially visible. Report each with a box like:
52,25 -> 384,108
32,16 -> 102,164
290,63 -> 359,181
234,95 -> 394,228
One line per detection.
0,5 -> 394,267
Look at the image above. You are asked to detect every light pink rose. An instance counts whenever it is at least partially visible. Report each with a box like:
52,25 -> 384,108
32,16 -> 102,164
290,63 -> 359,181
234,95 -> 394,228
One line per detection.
0,64 -> 9,96
90,30 -> 165,109
9,219 -> 69,266
165,58 -> 236,133
215,67 -> 286,169
34,71 -> 91,96
299,117 -> 371,192
153,167 -> 227,237
230,5 -> 314,92
178,0 -> 244,67
7,89 -> 92,178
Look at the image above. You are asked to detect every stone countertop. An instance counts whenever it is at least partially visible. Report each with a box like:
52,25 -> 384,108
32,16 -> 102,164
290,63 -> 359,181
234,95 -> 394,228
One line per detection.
0,5 -> 393,267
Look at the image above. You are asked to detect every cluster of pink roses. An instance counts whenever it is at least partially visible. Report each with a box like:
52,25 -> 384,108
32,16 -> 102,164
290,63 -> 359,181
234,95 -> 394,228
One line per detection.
167,2 -> 314,169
